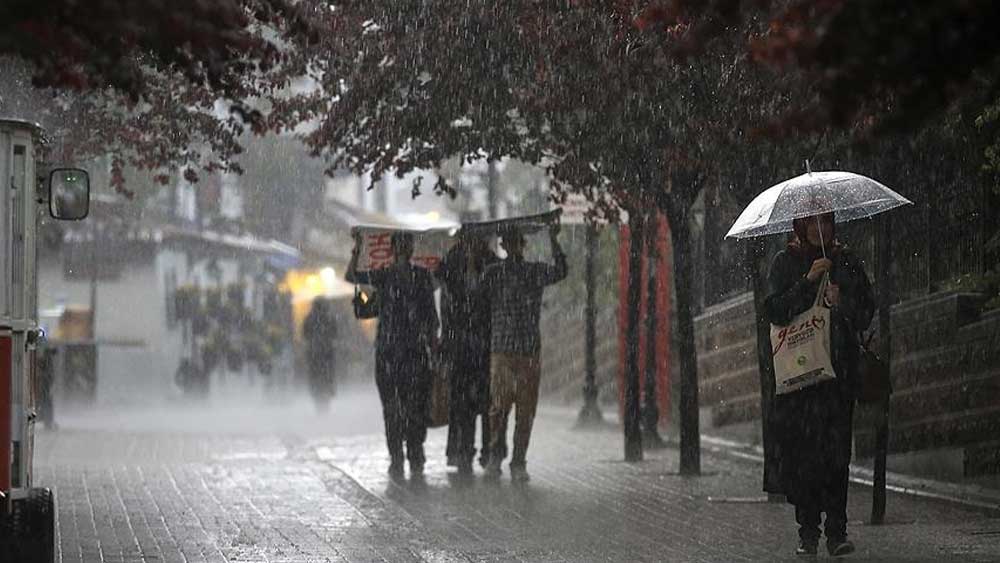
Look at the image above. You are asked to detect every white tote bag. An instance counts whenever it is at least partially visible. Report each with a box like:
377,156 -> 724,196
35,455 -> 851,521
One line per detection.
770,276 -> 837,395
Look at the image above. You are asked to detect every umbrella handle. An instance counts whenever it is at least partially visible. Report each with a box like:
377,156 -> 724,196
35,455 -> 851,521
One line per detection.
813,272 -> 831,308
816,214 -> 827,258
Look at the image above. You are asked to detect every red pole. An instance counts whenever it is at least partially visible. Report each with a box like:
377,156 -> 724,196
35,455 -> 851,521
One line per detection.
655,215 -> 672,423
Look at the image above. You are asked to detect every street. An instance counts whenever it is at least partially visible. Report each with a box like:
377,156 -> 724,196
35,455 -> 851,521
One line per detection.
33,382 -> 1000,563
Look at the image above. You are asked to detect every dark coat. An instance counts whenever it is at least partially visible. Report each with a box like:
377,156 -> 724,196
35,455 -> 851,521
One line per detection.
764,245 -> 875,503
436,245 -> 498,356
303,300 -> 337,373
354,262 -> 438,359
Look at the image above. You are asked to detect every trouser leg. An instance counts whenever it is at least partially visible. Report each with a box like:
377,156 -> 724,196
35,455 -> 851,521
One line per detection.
795,500 -> 822,545
823,465 -> 850,542
445,364 -> 462,462
375,356 -> 403,463
510,355 -> 540,468
488,354 -> 515,465
451,370 -> 477,463
479,359 -> 506,464
399,359 -> 428,465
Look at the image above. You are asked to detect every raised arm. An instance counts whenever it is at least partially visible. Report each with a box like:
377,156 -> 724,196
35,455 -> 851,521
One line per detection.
345,232 -> 372,285
538,223 -> 568,286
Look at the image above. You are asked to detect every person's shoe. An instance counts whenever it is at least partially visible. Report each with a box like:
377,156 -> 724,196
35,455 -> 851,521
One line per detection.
388,461 -> 405,479
456,459 -> 474,475
409,461 -> 424,476
795,540 -> 818,557
510,465 -> 530,484
484,461 -> 502,480
827,539 -> 855,557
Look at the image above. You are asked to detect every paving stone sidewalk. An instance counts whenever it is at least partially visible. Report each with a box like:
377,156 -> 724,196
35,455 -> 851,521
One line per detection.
32,396 -> 1000,563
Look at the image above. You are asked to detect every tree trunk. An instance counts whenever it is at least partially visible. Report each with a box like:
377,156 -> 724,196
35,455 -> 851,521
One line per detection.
643,211 -> 665,448
624,210 -> 646,462
663,199 -> 701,475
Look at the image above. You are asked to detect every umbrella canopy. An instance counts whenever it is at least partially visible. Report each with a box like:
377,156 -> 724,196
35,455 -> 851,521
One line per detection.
725,171 -> 912,239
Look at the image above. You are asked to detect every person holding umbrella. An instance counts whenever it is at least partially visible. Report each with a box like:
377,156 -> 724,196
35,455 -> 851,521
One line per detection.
765,211 -> 875,557
726,167 -> 909,557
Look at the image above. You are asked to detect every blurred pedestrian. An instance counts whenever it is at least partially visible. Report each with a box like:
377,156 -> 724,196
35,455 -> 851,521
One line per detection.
481,222 -> 567,483
303,297 -> 338,410
436,231 -> 504,474
347,232 -> 439,478
764,211 -> 875,557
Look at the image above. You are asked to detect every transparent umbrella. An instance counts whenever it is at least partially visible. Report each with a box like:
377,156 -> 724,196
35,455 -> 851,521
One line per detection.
725,169 -> 913,240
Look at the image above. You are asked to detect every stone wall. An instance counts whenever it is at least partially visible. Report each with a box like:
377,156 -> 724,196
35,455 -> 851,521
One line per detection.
694,289 -> 1000,477
695,293 -> 760,428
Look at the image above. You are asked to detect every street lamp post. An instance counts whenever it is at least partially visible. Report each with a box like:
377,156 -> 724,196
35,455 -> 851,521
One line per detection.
872,215 -> 894,524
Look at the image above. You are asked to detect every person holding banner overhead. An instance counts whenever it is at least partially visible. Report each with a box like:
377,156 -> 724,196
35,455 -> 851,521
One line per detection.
436,231 -> 504,474
764,211 -> 874,558
347,231 -> 439,478
481,221 -> 567,483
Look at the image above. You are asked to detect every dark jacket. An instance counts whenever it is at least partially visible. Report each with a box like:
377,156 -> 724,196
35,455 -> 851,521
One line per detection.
435,245 -> 498,355
764,246 -> 875,502
352,262 -> 439,358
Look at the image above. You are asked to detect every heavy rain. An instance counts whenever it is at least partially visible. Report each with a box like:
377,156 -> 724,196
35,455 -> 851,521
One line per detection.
1,2 -> 1000,562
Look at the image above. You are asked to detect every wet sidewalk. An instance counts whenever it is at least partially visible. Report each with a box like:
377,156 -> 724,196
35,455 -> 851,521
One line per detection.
34,396 -> 1000,562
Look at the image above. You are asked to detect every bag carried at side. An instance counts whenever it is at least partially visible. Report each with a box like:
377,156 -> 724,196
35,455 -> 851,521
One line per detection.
770,276 -> 837,395
352,285 -> 380,319
427,349 -> 449,428
856,331 -> 891,404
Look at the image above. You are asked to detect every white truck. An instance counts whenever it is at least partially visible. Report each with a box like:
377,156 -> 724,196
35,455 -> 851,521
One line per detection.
0,118 -> 90,562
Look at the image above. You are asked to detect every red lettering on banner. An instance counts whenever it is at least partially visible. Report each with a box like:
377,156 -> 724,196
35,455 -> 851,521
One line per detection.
366,232 -> 394,269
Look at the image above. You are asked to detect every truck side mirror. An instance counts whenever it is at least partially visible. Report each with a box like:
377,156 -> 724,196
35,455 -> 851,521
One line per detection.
48,168 -> 90,220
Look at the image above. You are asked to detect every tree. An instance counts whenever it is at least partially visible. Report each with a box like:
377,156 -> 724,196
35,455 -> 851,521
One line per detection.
0,0 -> 315,192
636,0 -> 1000,134
0,0 -> 308,99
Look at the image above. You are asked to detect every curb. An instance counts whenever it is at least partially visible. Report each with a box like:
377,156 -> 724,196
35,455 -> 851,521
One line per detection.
540,404 -> 1000,513
700,434 -> 1000,515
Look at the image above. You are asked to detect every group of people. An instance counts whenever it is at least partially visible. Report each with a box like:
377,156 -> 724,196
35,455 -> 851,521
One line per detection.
345,222 -> 567,482
336,208 -> 873,556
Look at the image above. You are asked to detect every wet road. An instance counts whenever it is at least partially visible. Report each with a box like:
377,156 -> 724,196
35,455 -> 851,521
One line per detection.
34,383 -> 1000,562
